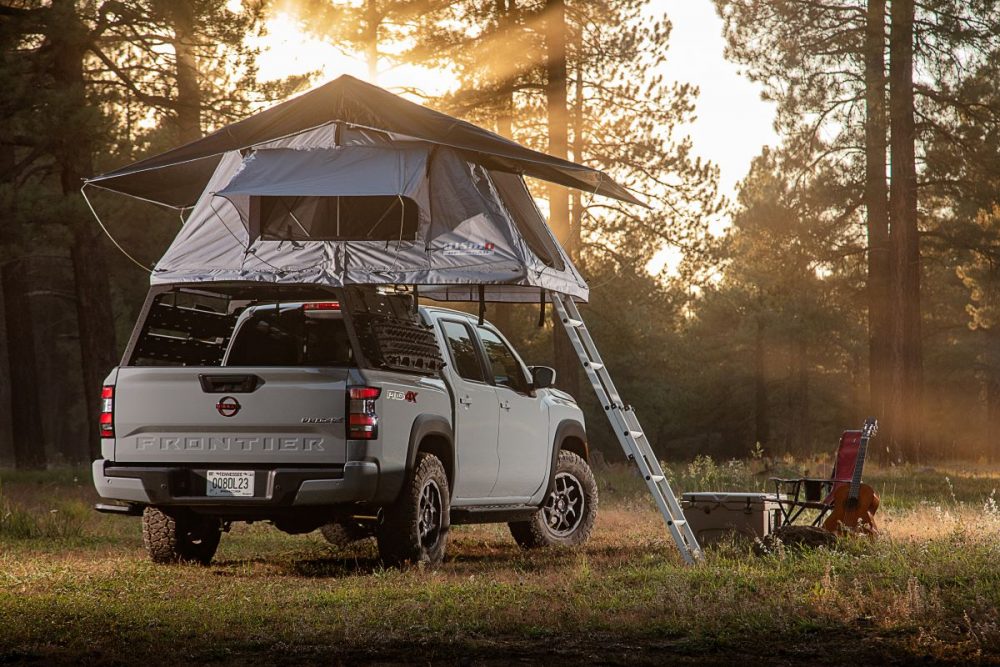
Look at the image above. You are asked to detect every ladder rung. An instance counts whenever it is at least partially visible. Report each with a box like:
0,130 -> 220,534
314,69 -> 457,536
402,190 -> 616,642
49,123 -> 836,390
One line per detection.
628,430 -> 644,438
668,519 -> 687,527
563,317 -> 584,328
588,362 -> 604,370
649,474 -> 665,483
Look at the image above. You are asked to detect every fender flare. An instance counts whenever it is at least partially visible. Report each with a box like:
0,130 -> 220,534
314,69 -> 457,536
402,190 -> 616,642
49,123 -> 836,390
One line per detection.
545,420 -> 588,496
405,414 -> 455,488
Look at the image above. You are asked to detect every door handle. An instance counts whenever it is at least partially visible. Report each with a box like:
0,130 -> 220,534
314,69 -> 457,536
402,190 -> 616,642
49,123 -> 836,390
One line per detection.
459,396 -> 472,407
499,400 -> 511,411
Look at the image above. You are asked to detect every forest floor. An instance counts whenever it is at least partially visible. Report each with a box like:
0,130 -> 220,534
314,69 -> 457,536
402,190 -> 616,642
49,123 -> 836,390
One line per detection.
1,458 -> 999,665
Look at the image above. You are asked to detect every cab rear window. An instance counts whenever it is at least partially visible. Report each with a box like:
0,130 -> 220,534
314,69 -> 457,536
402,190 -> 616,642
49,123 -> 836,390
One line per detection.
226,309 -> 353,367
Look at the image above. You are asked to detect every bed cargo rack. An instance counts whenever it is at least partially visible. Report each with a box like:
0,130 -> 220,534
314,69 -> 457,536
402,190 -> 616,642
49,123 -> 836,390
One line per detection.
343,287 -> 443,376
131,292 -> 238,366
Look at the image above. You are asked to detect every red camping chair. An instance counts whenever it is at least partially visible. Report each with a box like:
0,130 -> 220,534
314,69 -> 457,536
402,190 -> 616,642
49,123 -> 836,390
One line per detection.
770,430 -> 863,526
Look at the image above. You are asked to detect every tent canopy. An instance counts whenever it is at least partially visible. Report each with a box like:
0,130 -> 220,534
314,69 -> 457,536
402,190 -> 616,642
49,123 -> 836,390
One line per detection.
86,75 -> 643,208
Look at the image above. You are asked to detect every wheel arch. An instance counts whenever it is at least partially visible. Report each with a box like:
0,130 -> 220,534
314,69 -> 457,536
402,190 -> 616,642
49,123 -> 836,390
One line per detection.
406,414 -> 455,492
545,420 -> 588,496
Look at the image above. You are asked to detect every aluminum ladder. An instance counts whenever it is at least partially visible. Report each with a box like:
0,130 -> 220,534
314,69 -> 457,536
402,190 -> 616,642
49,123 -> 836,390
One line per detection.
550,292 -> 704,564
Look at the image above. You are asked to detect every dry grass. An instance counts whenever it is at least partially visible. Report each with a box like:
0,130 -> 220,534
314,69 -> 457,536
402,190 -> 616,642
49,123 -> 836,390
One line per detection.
0,461 -> 998,665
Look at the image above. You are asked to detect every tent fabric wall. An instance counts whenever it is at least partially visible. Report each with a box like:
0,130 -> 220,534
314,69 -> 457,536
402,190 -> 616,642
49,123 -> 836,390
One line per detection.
151,126 -> 588,301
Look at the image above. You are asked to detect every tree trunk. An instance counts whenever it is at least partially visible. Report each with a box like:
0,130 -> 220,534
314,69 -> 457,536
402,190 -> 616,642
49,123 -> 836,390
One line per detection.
985,332 -> 1000,461
888,0 -> 922,461
988,371 -> 1000,462
784,326 -> 808,454
793,334 -> 809,453
490,0 -> 515,338
544,0 -> 578,396
365,0 -> 379,81
754,311 -> 769,449
71,231 -> 119,457
167,0 -> 202,143
1,261 -> 46,470
49,0 -> 119,460
864,0 -> 892,448
544,0 -> 570,243
494,0 -> 516,141
570,30 -> 584,261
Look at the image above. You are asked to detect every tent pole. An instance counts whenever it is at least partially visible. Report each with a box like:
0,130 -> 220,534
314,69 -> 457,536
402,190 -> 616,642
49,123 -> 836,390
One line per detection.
478,285 -> 486,325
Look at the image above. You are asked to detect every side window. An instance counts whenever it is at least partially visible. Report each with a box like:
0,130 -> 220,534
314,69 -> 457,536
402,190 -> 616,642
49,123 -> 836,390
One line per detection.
441,321 -> 485,382
477,327 -> 530,394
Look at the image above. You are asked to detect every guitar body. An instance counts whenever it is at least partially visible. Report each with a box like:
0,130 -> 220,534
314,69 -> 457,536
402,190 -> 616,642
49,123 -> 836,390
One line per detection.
823,483 -> 880,534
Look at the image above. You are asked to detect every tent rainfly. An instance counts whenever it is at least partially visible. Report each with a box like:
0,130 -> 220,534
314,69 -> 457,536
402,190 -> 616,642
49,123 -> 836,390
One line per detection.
85,75 -> 644,302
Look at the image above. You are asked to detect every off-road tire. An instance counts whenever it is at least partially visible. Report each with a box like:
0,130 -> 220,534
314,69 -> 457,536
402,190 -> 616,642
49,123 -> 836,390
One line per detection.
376,453 -> 450,566
509,450 -> 597,549
142,507 -> 222,565
319,521 -> 372,547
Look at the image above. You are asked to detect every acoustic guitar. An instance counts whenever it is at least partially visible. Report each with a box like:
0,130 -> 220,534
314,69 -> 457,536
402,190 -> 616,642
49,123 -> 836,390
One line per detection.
823,418 -> 880,535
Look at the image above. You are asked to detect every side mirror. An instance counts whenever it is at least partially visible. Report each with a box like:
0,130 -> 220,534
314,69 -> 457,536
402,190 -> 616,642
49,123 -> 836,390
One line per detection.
530,366 -> 556,390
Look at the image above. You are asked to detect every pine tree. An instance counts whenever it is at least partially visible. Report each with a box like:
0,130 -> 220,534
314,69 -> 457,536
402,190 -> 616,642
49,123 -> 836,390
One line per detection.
398,1 -> 725,397
713,0 -> 1000,460
0,0 -> 303,461
88,0 -> 308,147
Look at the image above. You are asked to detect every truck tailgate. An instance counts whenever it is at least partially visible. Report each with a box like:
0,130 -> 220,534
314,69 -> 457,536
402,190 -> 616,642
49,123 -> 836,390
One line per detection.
112,367 -> 349,464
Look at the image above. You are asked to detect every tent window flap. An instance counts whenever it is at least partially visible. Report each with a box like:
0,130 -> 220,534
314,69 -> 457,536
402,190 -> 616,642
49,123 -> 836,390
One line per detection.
253,195 -> 419,241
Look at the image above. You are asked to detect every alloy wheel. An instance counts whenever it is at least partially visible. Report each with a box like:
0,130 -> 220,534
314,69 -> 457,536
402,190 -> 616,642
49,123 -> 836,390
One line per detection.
543,472 -> 586,537
417,479 -> 443,549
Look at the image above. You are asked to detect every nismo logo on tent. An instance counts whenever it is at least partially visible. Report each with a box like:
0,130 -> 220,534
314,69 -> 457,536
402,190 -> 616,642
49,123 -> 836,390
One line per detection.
443,241 -> 496,256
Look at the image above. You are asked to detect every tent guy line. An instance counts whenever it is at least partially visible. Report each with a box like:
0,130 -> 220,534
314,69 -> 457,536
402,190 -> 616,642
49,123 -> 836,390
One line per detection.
81,184 -> 154,274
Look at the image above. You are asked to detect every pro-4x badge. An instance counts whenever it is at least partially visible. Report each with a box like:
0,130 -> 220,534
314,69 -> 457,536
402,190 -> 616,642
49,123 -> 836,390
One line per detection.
385,390 -> 418,403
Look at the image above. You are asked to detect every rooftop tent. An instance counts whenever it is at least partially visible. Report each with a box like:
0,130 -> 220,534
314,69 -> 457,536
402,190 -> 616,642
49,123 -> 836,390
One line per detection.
150,126 -> 587,300
85,75 -> 643,302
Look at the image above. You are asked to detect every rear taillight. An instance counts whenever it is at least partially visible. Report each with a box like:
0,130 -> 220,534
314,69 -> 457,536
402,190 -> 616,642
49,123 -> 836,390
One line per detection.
99,385 -> 114,437
347,386 -> 380,440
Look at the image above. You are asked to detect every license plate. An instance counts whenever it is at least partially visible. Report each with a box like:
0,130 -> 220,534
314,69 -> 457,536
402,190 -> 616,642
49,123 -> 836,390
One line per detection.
206,471 -> 255,497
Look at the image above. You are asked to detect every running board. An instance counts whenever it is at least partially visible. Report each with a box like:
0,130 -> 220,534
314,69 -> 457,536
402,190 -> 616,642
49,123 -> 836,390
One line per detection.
551,292 -> 704,565
450,505 -> 538,525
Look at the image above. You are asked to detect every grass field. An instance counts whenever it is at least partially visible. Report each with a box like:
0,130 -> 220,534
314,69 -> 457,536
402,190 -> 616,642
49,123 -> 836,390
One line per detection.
1,457 -> 999,665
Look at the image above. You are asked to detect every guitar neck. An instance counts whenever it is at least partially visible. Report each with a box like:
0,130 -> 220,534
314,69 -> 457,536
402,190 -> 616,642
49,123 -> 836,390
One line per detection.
849,421 -> 876,500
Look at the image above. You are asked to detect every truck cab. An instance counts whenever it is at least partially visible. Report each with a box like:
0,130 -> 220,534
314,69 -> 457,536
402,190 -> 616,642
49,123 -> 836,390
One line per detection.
93,286 -> 596,566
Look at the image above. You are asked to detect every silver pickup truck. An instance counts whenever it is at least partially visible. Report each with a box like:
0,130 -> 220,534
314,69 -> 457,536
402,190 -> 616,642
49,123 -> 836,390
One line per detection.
93,286 -> 595,566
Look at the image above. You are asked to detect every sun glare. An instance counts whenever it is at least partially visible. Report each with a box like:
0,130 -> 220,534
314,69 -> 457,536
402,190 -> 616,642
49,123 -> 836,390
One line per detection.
249,10 -> 459,102
646,245 -> 683,278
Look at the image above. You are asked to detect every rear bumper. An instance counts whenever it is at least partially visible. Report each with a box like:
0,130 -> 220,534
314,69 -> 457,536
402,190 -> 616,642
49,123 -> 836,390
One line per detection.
91,459 -> 379,509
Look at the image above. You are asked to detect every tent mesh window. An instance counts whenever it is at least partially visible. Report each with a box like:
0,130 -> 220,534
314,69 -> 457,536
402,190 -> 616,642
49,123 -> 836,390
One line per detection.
256,195 -> 419,241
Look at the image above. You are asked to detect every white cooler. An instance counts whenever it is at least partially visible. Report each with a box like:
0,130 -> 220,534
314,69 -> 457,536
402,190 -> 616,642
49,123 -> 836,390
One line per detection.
681,492 -> 785,545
